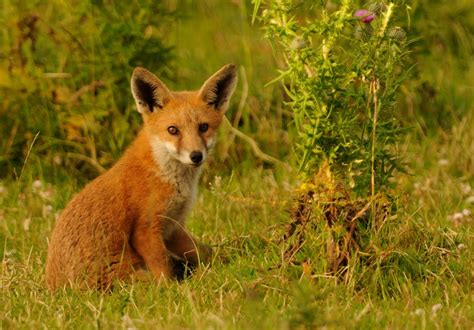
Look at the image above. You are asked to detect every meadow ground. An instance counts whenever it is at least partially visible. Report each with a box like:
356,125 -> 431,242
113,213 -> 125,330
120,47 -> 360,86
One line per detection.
1,1 -> 473,329
3,110 -> 474,329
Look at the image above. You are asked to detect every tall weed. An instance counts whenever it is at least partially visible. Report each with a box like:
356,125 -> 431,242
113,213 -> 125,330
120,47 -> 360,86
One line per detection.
253,1 -> 437,290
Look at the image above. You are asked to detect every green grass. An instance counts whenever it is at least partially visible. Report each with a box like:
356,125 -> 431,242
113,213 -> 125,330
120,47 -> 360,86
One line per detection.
1,0 -> 473,328
1,121 -> 473,328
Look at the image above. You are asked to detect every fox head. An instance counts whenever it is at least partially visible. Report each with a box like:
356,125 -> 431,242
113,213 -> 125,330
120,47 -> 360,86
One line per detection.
131,64 -> 237,167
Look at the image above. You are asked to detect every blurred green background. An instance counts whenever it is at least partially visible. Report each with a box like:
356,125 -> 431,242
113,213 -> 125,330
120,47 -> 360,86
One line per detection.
0,0 -> 289,184
0,0 -> 472,182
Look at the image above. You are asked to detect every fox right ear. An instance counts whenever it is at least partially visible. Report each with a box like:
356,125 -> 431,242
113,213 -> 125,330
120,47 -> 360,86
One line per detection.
131,67 -> 172,114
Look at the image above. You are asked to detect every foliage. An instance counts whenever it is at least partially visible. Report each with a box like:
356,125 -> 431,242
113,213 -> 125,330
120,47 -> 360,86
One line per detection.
0,0 -> 174,179
256,1 -> 411,196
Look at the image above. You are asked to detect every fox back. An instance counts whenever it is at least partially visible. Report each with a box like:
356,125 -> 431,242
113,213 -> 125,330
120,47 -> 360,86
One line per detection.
45,64 -> 237,290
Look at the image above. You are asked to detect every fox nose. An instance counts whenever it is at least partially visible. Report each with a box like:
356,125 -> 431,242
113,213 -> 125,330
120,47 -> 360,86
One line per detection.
190,151 -> 203,164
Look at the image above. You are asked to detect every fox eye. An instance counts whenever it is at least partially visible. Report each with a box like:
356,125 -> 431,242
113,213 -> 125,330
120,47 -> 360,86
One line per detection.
199,123 -> 209,133
168,126 -> 178,135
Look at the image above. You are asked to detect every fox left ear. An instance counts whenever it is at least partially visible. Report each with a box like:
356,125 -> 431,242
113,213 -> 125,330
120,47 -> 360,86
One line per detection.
199,64 -> 238,112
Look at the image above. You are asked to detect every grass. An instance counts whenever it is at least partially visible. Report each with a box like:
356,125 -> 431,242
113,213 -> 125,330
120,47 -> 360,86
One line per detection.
1,0 -> 473,328
1,123 -> 473,328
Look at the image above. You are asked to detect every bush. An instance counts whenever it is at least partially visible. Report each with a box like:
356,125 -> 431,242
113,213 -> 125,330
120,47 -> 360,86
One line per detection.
0,0 -> 174,180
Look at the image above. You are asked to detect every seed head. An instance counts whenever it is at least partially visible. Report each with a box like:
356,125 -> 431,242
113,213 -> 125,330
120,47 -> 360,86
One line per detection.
354,25 -> 373,41
367,2 -> 387,14
290,37 -> 306,50
388,27 -> 407,42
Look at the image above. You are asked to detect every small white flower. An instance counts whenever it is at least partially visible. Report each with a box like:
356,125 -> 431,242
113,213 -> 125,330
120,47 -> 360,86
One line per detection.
23,218 -> 31,231
414,308 -> 424,316
466,196 -> 474,204
431,303 -> 442,315
453,213 -> 463,221
53,155 -> 62,165
457,243 -> 466,251
32,180 -> 42,189
462,209 -> 471,217
460,183 -> 472,195
121,315 -> 137,330
42,205 -> 53,216
438,159 -> 449,166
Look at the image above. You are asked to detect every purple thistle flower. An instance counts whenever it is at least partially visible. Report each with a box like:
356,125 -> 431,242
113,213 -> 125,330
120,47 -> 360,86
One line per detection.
354,9 -> 376,23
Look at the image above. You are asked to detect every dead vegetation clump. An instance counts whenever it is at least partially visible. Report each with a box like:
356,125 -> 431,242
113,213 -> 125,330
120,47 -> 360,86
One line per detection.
281,162 -> 391,282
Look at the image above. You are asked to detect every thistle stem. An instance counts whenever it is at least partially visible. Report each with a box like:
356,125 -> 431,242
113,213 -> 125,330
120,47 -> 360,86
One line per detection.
370,79 -> 379,227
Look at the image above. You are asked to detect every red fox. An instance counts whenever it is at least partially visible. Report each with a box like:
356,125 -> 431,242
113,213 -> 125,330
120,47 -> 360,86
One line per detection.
45,64 -> 237,290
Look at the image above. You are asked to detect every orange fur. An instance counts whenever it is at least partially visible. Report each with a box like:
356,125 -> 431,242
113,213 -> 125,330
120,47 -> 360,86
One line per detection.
45,64 -> 237,290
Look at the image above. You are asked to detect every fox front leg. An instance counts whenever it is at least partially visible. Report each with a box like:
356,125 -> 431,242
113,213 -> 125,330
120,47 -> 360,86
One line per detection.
165,227 -> 213,266
132,220 -> 172,282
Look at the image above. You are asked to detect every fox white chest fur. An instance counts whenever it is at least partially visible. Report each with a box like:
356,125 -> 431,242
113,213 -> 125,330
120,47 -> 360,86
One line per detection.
151,135 -> 202,239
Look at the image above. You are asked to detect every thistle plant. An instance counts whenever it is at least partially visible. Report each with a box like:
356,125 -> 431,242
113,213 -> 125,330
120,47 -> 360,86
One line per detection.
255,0 -> 410,197
254,1 -> 412,280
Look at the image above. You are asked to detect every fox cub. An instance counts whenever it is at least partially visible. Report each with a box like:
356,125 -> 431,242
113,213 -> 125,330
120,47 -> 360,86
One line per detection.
45,64 -> 237,290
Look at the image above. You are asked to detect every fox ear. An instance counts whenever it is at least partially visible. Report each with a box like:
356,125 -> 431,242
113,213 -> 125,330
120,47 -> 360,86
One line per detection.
131,67 -> 172,114
199,64 -> 238,112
